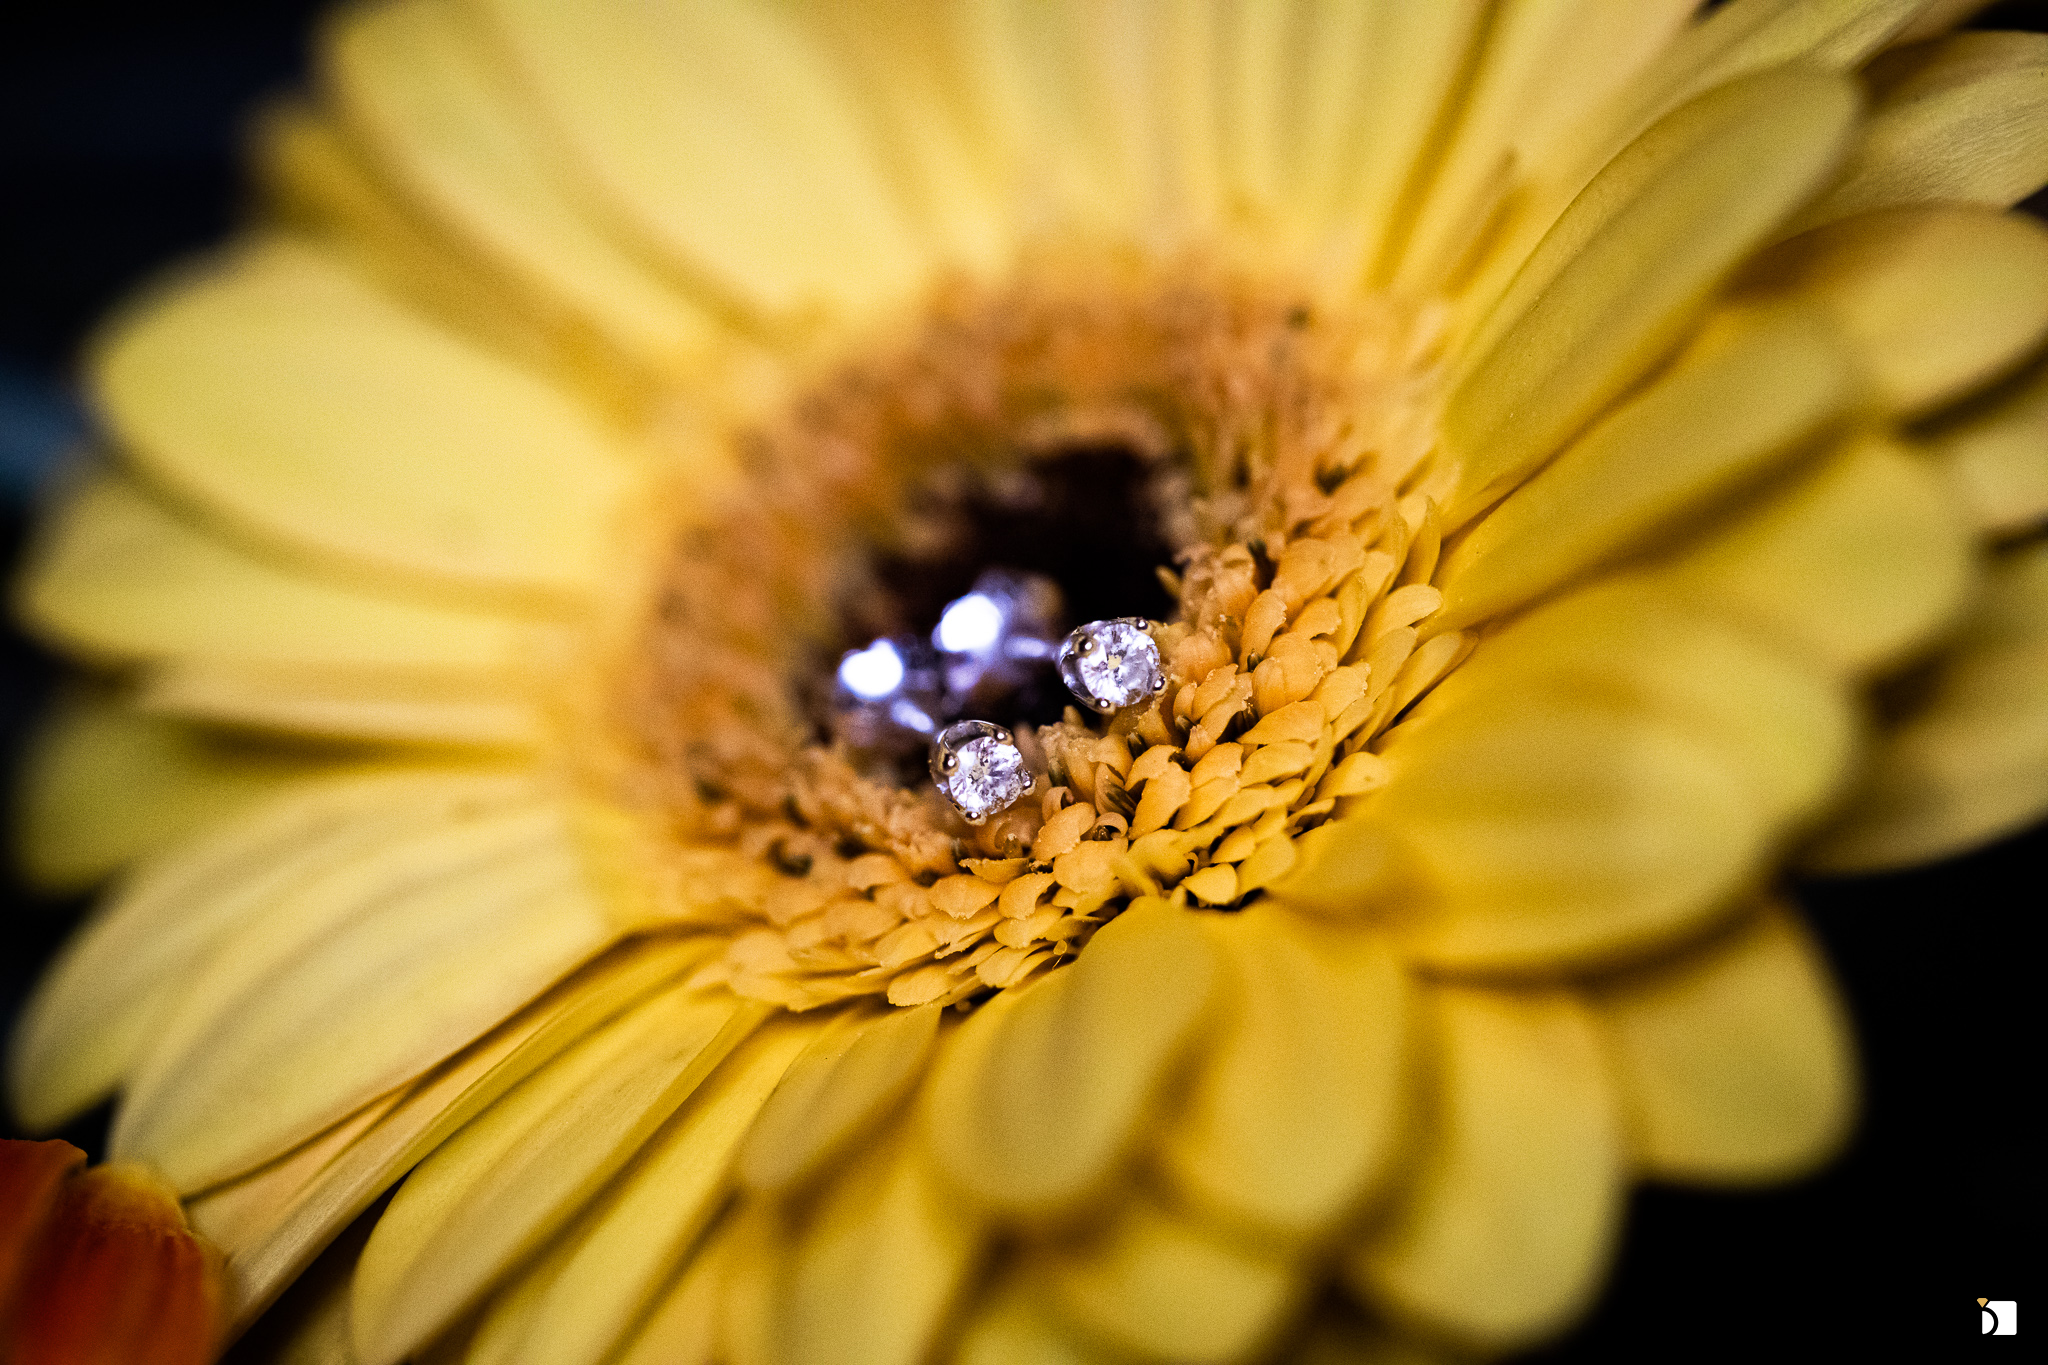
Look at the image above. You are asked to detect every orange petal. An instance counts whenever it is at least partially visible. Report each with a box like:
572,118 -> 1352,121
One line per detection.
4,1159 -> 222,1365
0,1139 -> 87,1303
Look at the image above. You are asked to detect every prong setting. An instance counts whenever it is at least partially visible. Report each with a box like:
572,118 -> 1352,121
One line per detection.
1057,618 -> 1166,715
929,720 -> 1031,823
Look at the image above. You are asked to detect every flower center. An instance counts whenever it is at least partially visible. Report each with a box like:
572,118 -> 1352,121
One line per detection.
604,258 -> 1458,1009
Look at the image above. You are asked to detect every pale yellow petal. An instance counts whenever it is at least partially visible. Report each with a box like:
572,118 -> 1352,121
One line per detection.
189,939 -> 706,1329
17,470 -> 535,673
789,0 -> 1014,275
1420,581 -> 1858,830
1392,0 -> 1696,294
926,898 -> 1218,1216
1036,1193 -> 1299,1365
955,1276 -> 1115,1365
472,0 -> 925,323
6,768 -> 531,1133
1643,0 -> 1929,116
1285,600 -> 1847,972
1347,988 -> 1623,1351
1658,433 -> 1974,674
470,1020 -> 819,1365
113,797 -> 619,1191
326,0 -> 722,372
1436,305 -> 1860,631
761,1121 -> 984,1365
1159,908 -> 1410,1240
608,1213 -> 734,1365
13,690 -> 340,892
1301,0 -> 1489,276
738,1003 -> 939,1195
1803,543 -> 2048,871
1925,355 -> 2048,535
350,982 -> 768,1365
136,661 -> 543,749
1594,906 -> 1855,1184
91,237 -> 637,600
227,1207 -> 374,1365
1736,204 -> 2048,416
1794,32 -> 2048,233
1445,69 -> 1859,527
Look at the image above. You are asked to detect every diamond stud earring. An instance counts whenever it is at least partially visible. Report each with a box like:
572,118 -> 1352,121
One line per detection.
930,720 -> 1031,823
1057,618 -> 1167,714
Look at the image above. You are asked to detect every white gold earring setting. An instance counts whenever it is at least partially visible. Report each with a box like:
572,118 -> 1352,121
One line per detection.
1058,618 -> 1166,713
930,720 -> 1031,823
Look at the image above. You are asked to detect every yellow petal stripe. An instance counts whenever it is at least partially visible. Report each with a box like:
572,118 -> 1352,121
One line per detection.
738,1003 -> 939,1195
1926,356 -> 2048,536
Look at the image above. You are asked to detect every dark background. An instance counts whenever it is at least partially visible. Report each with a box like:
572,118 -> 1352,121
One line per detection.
1,2 -> 2038,1358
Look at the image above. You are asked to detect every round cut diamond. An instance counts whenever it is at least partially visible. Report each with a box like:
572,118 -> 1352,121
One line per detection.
1058,618 -> 1165,713
930,721 -> 1032,822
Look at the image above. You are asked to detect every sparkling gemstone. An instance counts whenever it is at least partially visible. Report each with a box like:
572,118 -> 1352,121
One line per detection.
930,720 -> 1031,822
1058,618 -> 1165,713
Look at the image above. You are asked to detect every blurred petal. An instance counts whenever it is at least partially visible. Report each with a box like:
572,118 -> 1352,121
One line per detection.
1793,32 -> 2048,232
1659,433 -> 1974,675
738,1003 -> 939,1195
91,238 -> 638,599
1347,988 -> 1623,1352
1735,204 -> 2048,416
1804,543 -> 2048,871
1925,356 -> 2048,536
1159,908 -> 1410,1240
1594,906 -> 1856,1183
13,691 -> 340,892
1035,1192 -> 1298,1365
925,899 -> 1218,1216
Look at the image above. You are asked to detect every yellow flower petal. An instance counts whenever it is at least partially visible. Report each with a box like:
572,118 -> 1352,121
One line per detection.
350,981 -> 768,1365
1301,1 -> 1488,272
1423,581 -> 1857,830
1347,987 -> 1623,1352
1035,1192 -> 1299,1365
1445,68 -> 1858,527
13,690 -> 338,893
473,0 -> 925,322
6,768 -> 531,1133
608,1212 -> 732,1365
136,660 -> 543,749
925,898 -> 1218,1217
188,938 -> 706,1329
326,0 -> 724,373
91,237 -> 638,600
1594,906 -> 1855,1184
759,1119 -> 983,1365
1736,204 -> 2048,416
954,1275 -> 1112,1365
1793,31 -> 2048,232
737,1003 -> 940,1195
1804,542 -> 2048,872
1926,356 -> 2048,535
1159,908 -> 1409,1240
112,797 -> 617,1192
18,470 -> 535,673
1392,0 -> 1695,292
470,1019 -> 818,1365
1659,432 -> 1974,674
1436,305 -> 1860,631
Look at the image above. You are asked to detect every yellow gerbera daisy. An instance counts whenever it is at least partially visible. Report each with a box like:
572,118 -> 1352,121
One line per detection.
9,0 -> 2048,1360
